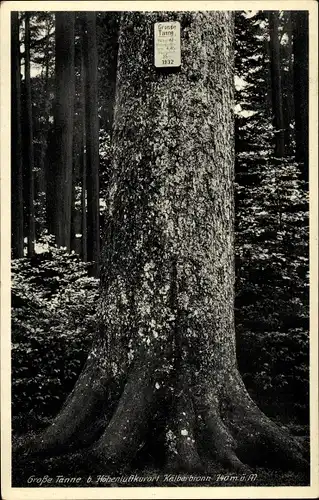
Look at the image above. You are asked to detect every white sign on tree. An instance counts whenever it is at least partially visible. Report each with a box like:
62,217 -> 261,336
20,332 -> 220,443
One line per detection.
154,22 -> 181,68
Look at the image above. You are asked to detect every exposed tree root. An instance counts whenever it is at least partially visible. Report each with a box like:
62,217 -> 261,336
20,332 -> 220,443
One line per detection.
13,349 -> 309,478
192,368 -> 309,473
192,373 -> 251,474
91,354 -> 159,469
221,371 -> 309,469
14,338 -> 111,457
171,366 -> 203,472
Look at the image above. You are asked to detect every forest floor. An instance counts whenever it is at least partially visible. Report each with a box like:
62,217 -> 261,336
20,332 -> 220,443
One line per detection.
11,411 -> 310,488
12,432 -> 310,488
12,459 -> 310,488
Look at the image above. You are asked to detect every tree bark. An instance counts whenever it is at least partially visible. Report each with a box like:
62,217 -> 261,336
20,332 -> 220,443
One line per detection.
47,12 -> 75,248
292,11 -> 308,180
11,12 -> 24,258
16,12 -> 308,474
83,12 -> 100,275
24,13 -> 36,257
268,11 -> 285,158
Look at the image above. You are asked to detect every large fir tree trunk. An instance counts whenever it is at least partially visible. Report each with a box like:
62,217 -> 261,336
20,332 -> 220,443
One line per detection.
292,11 -> 308,180
268,11 -> 285,158
83,12 -> 100,275
24,13 -> 36,257
11,12 -> 24,258
47,13 -> 75,248
18,12 -> 307,474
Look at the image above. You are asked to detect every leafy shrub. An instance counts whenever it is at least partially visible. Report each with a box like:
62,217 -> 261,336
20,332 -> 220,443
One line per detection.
237,328 -> 309,422
12,237 -> 99,430
235,157 -> 309,423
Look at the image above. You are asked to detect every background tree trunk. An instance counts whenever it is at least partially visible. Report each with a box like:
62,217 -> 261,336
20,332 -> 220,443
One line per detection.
11,12 -> 24,258
48,12 -> 75,248
80,32 -> 87,261
24,12 -> 35,257
17,11 -> 308,475
83,12 -> 100,274
70,154 -> 78,253
36,17 -> 52,197
268,11 -> 285,158
292,11 -> 308,180
283,12 -> 294,154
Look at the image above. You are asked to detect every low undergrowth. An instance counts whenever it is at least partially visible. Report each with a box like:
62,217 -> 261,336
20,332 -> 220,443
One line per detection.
11,237 -> 99,431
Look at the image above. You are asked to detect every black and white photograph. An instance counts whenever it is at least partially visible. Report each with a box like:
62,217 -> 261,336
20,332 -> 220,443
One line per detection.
1,1 -> 318,498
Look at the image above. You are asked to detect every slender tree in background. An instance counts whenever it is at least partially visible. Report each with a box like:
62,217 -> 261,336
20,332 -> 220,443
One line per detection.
70,149 -> 78,253
11,12 -> 24,258
18,12 -> 308,473
80,31 -> 87,262
83,12 -> 100,274
47,12 -> 75,248
268,11 -> 285,158
282,12 -> 295,154
292,11 -> 308,180
36,15 -> 53,196
264,27 -> 273,121
96,12 -> 120,137
24,12 -> 36,257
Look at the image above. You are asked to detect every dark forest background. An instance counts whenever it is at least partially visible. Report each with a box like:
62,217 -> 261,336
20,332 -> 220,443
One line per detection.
11,11 -> 309,439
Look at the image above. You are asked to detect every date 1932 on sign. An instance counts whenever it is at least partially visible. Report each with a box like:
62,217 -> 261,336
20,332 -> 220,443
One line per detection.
154,22 -> 181,68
